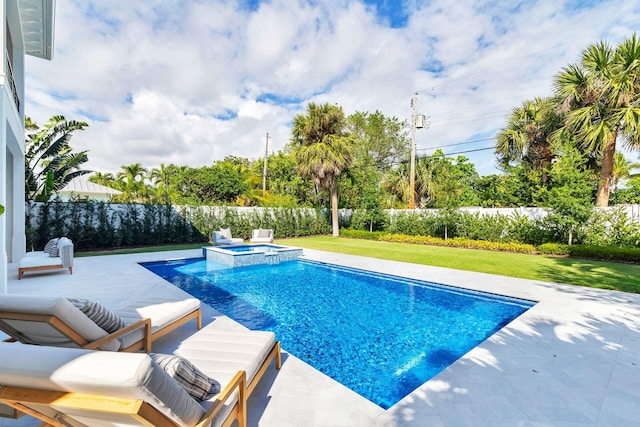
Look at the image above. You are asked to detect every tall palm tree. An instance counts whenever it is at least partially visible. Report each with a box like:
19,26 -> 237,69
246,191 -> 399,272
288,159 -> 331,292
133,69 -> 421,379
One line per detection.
555,34 -> 640,206
25,116 -> 90,201
612,152 -> 640,192
150,163 -> 176,204
495,97 -> 563,183
89,172 -> 116,187
116,163 -> 149,203
290,103 -> 354,236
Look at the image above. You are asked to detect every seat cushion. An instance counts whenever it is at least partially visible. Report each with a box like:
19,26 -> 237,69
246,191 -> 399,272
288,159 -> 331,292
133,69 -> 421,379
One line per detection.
19,255 -> 61,268
174,325 -> 276,388
0,343 -> 205,427
114,297 -> 200,349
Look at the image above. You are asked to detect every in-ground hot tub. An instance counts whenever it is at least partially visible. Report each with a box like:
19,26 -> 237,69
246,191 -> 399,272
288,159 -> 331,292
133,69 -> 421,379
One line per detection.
203,244 -> 303,267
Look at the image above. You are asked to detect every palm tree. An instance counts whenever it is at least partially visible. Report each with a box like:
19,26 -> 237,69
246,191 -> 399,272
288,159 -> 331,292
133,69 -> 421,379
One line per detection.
116,163 -> 149,203
290,103 -> 354,236
89,172 -> 116,187
555,34 -> 640,206
150,163 -> 176,204
495,97 -> 563,183
612,152 -> 640,192
25,116 -> 90,201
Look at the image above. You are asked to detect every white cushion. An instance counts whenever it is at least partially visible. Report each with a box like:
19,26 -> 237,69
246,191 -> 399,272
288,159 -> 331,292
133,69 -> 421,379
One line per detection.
219,228 -> 232,239
0,295 -> 120,351
174,324 -> 276,389
257,229 -> 272,238
19,255 -> 62,268
0,343 -> 205,427
114,297 -> 201,349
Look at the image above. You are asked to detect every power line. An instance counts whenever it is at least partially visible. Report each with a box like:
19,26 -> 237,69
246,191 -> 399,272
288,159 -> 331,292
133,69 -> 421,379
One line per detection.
443,146 -> 495,156
416,137 -> 496,151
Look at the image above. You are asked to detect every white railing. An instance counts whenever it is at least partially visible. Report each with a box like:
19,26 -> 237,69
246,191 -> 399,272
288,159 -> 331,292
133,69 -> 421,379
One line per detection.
5,50 -> 20,112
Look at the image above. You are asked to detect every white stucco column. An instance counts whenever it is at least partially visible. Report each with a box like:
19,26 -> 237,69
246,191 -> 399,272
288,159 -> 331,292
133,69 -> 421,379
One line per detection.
11,149 -> 25,261
1,126 -> 7,294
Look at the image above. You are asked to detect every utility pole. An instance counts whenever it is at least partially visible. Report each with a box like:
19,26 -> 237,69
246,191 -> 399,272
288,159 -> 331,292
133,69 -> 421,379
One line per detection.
409,93 -> 417,209
262,132 -> 269,192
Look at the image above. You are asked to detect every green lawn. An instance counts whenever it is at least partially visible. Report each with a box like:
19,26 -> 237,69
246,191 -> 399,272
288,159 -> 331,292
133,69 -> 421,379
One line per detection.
76,237 -> 640,294
76,243 -> 205,257
280,236 -> 640,294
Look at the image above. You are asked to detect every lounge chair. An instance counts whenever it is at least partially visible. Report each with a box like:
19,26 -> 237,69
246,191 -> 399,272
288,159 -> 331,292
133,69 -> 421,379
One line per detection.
0,294 -> 202,352
249,229 -> 274,243
212,228 -> 243,246
18,237 -> 74,279
0,324 -> 281,427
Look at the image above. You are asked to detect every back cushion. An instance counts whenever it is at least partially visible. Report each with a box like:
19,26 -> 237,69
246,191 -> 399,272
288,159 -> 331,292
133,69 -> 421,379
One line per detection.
220,228 -> 232,239
44,238 -> 60,257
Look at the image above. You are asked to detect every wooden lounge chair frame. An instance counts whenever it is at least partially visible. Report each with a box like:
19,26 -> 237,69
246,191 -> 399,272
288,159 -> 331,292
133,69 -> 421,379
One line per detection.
0,307 -> 202,353
0,370 -> 248,427
18,263 -> 72,279
0,338 -> 281,427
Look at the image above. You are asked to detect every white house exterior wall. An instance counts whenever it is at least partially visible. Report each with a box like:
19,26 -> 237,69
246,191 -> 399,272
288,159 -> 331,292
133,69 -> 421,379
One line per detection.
1,0 -> 44,293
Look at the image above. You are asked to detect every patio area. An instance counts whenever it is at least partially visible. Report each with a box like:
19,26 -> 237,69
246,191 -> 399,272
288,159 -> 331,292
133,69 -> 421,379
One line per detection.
1,247 -> 639,426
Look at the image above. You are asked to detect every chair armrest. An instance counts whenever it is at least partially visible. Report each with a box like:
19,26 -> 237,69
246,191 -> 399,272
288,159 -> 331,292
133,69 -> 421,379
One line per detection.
83,318 -> 152,352
196,370 -> 246,427
59,243 -> 74,268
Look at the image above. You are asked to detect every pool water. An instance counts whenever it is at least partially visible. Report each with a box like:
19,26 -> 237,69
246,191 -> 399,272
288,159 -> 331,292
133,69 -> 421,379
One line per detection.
143,258 -> 534,409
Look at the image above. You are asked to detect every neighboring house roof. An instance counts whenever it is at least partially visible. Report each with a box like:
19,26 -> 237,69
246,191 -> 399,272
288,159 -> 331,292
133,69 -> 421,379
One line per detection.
18,0 -> 56,60
56,176 -> 122,198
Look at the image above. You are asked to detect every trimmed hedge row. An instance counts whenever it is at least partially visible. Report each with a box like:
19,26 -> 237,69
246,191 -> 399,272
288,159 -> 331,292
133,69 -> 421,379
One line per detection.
27,200 -> 331,251
339,229 -> 640,263
340,229 -> 537,254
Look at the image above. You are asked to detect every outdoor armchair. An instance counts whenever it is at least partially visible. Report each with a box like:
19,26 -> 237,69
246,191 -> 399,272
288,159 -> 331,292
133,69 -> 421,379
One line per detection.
249,229 -> 274,243
18,237 -> 74,279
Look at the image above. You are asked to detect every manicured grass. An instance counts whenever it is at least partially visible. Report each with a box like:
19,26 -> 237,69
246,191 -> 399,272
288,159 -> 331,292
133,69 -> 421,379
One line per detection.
281,236 -> 640,294
76,243 -> 206,257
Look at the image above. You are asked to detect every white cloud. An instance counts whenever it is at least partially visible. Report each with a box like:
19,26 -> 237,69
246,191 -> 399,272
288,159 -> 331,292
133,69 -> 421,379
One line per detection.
24,0 -> 640,176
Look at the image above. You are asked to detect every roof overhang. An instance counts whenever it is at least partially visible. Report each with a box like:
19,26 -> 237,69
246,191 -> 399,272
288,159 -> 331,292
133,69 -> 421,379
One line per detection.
18,0 -> 56,60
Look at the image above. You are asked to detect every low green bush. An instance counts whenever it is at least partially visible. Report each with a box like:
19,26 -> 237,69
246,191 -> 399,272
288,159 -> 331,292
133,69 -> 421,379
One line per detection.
537,243 -> 570,255
382,233 -> 537,254
569,245 -> 640,263
340,229 -> 387,240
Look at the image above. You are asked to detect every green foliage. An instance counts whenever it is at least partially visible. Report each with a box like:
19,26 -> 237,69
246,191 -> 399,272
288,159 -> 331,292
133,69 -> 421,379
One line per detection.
582,208 -> 640,247
25,116 -> 90,201
0,204 -> 4,216
290,102 -> 354,236
537,243 -> 570,255
569,245 -> 640,263
545,143 -> 595,244
339,229 -> 387,240
383,234 -> 538,254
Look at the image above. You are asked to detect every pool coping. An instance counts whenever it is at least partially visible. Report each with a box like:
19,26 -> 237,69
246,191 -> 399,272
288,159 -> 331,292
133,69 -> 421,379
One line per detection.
3,247 -> 640,426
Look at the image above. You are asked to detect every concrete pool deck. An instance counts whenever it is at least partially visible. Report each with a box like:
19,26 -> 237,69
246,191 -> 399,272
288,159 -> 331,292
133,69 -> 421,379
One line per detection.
1,247 -> 639,426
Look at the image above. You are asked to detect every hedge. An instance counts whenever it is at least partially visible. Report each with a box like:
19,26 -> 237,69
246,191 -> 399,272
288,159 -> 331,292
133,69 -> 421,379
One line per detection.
27,199 -> 331,251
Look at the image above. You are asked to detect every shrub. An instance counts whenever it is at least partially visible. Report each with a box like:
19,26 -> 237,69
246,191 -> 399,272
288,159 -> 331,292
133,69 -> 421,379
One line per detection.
537,243 -> 570,255
569,245 -> 640,263
382,233 -> 537,254
340,229 -> 387,240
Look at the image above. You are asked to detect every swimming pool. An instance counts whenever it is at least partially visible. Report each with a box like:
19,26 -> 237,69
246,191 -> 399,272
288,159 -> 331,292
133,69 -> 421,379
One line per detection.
143,257 -> 534,409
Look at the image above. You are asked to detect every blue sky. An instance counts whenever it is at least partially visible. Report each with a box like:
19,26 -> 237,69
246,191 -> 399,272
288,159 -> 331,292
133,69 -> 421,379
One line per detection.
24,0 -> 640,176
